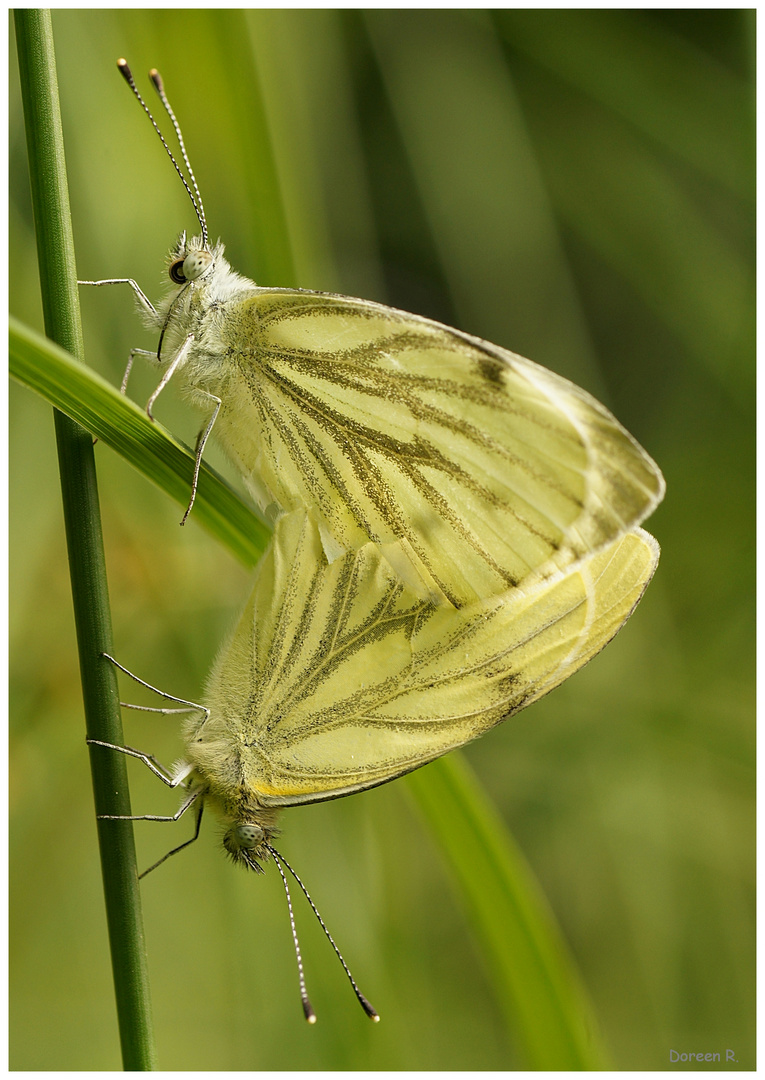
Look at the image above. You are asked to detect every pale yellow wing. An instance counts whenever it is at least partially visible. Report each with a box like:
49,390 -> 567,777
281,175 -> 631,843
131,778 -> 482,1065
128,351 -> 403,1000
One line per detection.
191,509 -> 659,808
181,286 -> 665,607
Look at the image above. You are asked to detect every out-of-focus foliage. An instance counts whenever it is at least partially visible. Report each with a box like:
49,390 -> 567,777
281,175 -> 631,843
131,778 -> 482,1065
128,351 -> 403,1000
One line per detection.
10,9 -> 753,1071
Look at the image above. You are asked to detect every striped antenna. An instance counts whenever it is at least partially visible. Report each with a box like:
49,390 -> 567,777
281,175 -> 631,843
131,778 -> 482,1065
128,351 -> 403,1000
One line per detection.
117,59 -> 209,248
266,843 -> 380,1022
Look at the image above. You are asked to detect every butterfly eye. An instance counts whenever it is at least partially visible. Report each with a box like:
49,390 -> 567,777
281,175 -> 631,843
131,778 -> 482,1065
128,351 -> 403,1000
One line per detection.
237,824 -> 263,848
169,259 -> 187,284
224,823 -> 265,853
168,250 -> 212,285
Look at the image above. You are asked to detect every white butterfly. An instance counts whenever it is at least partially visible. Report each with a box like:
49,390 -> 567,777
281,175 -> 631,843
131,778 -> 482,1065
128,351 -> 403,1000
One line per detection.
82,63 -> 664,609
96,504 -> 658,868
92,502 -> 658,1018
191,506 -> 659,816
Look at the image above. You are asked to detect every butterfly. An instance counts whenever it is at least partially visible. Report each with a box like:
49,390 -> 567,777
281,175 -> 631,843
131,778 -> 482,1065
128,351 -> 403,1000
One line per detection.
81,62 -> 665,609
195,508 -> 659,809
111,502 -> 660,818
92,505 -> 659,1018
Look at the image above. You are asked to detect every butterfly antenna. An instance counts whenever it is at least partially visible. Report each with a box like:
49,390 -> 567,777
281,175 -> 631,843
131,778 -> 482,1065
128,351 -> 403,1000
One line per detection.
266,843 -> 380,1022
148,68 -> 208,249
117,59 -> 208,248
268,848 -> 317,1023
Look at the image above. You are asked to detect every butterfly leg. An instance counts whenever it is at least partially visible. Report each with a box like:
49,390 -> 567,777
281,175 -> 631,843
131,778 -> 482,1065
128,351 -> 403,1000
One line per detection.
102,651 -> 209,720
145,332 -> 195,421
77,276 -> 157,319
87,741 -> 205,879
138,799 -> 205,879
77,275 -> 159,442
120,348 -> 157,395
90,346 -> 156,449
87,738 -> 194,790
87,741 -> 201,858
180,390 -> 221,526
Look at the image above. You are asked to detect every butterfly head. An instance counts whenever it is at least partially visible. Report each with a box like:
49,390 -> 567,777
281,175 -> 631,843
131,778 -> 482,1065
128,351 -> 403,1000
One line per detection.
222,814 -> 281,872
162,233 -> 254,316
167,231 -> 214,285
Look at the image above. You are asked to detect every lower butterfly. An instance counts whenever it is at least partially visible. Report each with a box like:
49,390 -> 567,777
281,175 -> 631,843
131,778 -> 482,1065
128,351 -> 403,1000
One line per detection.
195,508 -> 659,805
92,507 -> 659,1019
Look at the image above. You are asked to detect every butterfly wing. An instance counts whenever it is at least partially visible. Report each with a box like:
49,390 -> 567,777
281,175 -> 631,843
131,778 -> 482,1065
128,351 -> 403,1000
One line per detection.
193,509 -> 659,807
197,288 -> 664,607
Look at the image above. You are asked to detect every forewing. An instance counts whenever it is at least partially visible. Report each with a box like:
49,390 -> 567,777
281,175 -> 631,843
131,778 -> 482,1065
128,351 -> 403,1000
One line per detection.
198,511 -> 659,806
215,289 -> 664,607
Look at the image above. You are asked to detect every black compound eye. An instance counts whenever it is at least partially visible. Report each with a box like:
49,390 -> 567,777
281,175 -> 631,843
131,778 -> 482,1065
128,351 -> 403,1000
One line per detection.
169,260 -> 187,284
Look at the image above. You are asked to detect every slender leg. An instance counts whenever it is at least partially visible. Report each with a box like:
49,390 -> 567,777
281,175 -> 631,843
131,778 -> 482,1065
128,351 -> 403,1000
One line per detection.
181,390 -> 222,525
139,799 -> 206,879
121,349 -> 157,395
88,736 -> 207,880
86,737 -> 194,791
79,278 -> 217,527
102,652 -> 209,720
145,333 -> 195,420
78,276 -> 157,318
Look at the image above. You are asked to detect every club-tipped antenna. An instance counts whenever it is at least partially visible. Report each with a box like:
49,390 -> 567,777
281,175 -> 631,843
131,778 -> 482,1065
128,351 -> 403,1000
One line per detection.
117,59 -> 208,248
266,843 -> 380,1022
148,67 -> 208,249
268,848 -> 317,1023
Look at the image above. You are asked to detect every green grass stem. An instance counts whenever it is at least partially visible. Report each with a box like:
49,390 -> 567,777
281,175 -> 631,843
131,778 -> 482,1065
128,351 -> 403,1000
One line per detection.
14,9 -> 156,1069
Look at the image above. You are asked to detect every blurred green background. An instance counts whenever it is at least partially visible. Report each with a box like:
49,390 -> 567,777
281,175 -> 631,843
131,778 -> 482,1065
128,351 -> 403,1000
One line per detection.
10,9 -> 754,1071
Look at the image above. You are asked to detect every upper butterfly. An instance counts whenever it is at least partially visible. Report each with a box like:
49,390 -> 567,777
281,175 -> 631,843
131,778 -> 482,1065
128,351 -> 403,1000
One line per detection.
82,62 -> 665,608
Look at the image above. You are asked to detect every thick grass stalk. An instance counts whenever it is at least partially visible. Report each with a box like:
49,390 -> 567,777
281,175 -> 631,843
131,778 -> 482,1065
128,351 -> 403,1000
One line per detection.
14,9 -> 156,1069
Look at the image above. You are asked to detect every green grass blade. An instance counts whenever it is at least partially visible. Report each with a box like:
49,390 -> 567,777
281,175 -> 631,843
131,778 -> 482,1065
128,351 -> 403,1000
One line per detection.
9,316 -> 271,569
496,9 -> 753,200
407,755 -> 609,1069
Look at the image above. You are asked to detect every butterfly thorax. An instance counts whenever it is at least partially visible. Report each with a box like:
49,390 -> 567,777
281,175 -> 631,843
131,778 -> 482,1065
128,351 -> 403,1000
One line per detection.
182,701 -> 282,867
154,234 -> 259,376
